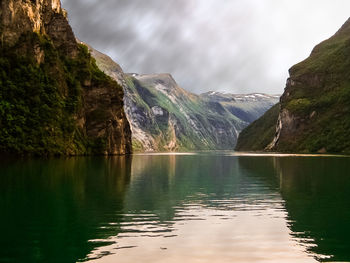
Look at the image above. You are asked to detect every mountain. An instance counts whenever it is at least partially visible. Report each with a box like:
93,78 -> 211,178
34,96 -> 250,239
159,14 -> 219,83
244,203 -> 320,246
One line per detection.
200,92 -> 280,123
236,18 -> 350,154
0,0 -> 131,155
88,45 -> 279,152
235,103 -> 280,151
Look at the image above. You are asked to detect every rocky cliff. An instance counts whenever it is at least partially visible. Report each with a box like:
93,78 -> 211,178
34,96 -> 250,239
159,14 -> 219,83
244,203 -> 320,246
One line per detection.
236,18 -> 350,154
235,103 -> 280,151
0,0 -> 131,155
0,0 -> 77,58
88,45 -> 279,152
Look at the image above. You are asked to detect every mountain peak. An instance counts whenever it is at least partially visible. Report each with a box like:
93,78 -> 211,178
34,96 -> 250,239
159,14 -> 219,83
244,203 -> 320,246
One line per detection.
300,16 -> 350,67
130,73 -> 179,91
131,73 -> 174,81
334,17 -> 350,36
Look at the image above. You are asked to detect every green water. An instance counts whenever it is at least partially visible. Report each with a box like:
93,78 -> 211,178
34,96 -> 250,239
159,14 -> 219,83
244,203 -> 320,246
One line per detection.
1,153 -> 350,263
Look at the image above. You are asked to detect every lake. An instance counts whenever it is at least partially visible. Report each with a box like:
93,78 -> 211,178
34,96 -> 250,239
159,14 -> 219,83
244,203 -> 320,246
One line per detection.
1,153 -> 350,263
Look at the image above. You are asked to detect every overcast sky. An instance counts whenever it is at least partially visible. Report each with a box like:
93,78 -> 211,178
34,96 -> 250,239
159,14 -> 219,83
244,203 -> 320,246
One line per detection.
61,0 -> 350,94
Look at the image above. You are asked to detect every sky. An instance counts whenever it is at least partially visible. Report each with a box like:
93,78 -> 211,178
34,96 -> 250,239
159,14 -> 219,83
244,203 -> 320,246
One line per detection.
61,0 -> 350,94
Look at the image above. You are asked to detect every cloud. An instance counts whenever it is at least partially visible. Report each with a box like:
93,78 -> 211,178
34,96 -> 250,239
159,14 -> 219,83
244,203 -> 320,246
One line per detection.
61,0 -> 350,94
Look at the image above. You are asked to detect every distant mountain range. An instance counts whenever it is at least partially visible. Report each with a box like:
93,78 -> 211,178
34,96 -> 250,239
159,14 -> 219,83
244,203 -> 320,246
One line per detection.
236,17 -> 350,154
88,44 -> 279,152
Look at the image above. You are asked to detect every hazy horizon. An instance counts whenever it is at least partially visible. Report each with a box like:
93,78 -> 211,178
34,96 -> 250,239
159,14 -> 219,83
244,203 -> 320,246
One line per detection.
61,0 -> 350,95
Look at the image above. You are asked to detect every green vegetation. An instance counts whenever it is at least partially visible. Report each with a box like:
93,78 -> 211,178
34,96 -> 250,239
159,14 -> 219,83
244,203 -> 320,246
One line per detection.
238,18 -> 350,154
132,139 -> 145,152
280,20 -> 350,153
235,104 -> 280,151
286,98 -> 312,115
0,32 -> 122,155
90,44 -> 278,153
126,77 -> 247,151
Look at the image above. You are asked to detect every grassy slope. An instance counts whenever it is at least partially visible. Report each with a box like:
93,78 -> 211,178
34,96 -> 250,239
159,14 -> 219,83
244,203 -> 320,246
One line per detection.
237,18 -> 350,154
235,103 -> 280,151
278,19 -> 350,153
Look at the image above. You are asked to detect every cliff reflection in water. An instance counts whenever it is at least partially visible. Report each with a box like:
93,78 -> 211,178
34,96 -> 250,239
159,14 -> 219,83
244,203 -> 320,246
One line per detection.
0,157 -> 132,263
87,155 -> 315,263
1,154 -> 350,263
273,157 -> 350,262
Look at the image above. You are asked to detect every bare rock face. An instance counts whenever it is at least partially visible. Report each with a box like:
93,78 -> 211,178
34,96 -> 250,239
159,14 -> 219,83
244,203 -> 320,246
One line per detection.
0,0 -> 77,56
81,81 -> 132,155
266,108 -> 293,147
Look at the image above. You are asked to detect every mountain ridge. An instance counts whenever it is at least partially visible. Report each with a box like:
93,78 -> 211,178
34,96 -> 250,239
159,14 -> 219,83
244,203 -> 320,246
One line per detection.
87,43 -> 279,152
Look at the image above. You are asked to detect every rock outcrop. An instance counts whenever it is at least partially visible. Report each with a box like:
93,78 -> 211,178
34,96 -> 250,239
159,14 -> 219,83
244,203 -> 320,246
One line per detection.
0,0 -> 131,155
235,103 -> 280,151
236,17 -> 350,154
88,44 -> 279,152
0,0 -> 76,57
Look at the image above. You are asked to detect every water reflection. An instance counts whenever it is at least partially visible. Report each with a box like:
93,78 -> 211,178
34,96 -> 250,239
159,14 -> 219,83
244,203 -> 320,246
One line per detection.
273,157 -> 350,262
0,157 -> 131,263
1,154 -> 350,263
86,155 -> 316,263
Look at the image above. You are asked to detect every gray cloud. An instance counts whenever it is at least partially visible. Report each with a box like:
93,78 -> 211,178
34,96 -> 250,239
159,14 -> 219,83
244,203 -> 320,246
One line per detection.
61,0 -> 350,94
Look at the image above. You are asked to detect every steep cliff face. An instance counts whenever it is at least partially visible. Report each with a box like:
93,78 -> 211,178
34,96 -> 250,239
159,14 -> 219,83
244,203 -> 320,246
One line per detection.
0,0 -> 131,155
0,0 -> 76,58
89,45 -> 279,152
237,18 -> 350,154
270,18 -> 350,153
235,103 -> 280,151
